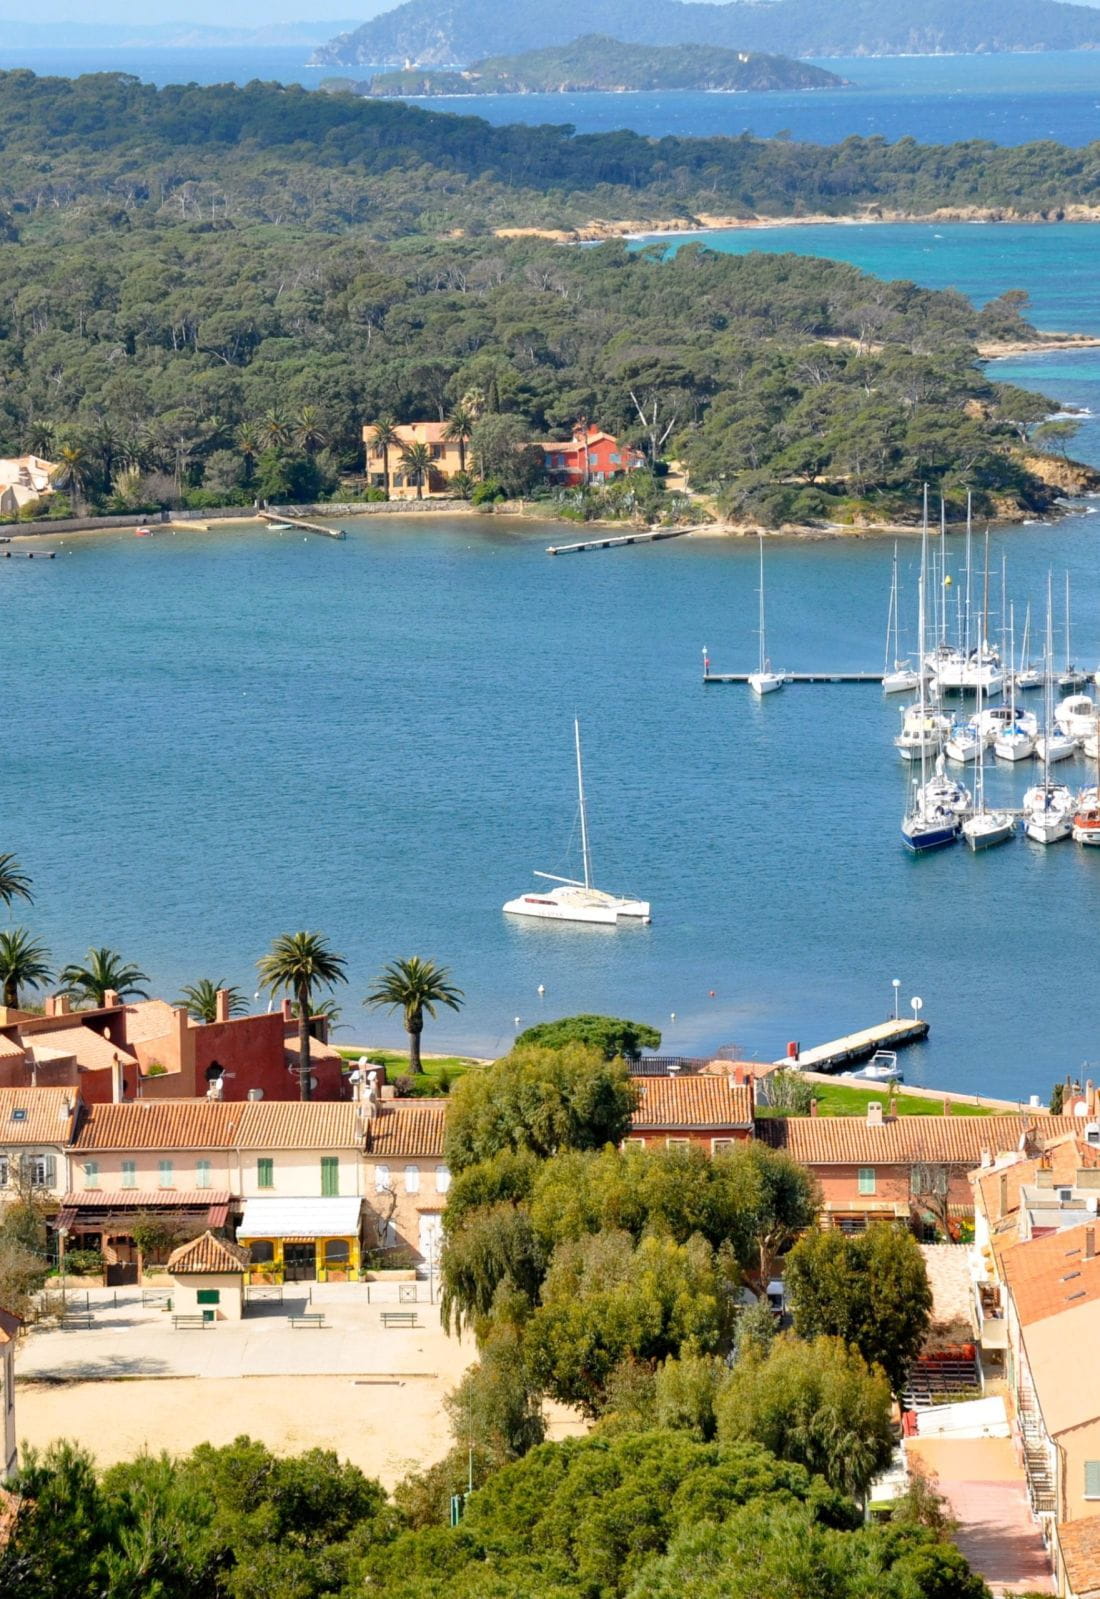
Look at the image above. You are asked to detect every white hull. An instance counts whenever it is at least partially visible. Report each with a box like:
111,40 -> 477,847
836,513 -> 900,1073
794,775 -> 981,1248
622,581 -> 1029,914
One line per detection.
1013,670 -> 1042,692
1055,695 -> 1096,739
993,730 -> 1036,762
945,732 -> 981,764
503,885 -> 651,926
1023,783 -> 1074,844
963,811 -> 1016,851
883,667 -> 922,695
749,671 -> 785,696
1035,733 -> 1078,764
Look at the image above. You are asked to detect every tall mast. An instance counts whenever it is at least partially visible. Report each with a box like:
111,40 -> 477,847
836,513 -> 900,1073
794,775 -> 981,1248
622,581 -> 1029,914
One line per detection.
1065,571 -> 1073,677
964,492 -> 972,661
918,487 -> 929,793
757,534 -> 767,675
885,543 -> 898,674
1043,570 -> 1054,788
939,496 -> 948,646
1007,604 -> 1017,725
574,718 -> 592,891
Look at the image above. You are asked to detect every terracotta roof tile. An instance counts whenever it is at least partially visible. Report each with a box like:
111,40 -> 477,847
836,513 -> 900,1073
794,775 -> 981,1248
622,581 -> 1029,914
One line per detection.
60,1190 -> 232,1209
757,1114 -> 1079,1167
366,1100 -> 446,1158
119,1000 -> 184,1045
167,1230 -> 250,1273
0,1086 -> 78,1143
1000,1220 -> 1100,1326
632,1077 -> 754,1131
72,1099 -> 366,1152
972,1134 -> 1100,1222
1057,1515 -> 1100,1598
0,1034 -> 26,1060
28,1026 -> 137,1071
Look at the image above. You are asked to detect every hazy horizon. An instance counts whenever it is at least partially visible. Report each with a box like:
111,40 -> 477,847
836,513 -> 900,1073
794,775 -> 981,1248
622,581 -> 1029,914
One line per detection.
0,4 -> 362,23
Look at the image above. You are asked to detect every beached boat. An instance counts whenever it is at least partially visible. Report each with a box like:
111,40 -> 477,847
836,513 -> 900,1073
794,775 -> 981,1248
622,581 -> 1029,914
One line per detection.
503,719 -> 651,926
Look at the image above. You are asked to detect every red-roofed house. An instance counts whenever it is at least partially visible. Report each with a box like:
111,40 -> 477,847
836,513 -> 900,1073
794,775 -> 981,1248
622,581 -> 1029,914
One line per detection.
626,1075 -> 755,1153
536,424 -> 646,488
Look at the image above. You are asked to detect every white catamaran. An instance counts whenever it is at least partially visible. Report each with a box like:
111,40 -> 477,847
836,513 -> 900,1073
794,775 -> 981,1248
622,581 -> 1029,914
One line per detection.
502,720 -> 651,927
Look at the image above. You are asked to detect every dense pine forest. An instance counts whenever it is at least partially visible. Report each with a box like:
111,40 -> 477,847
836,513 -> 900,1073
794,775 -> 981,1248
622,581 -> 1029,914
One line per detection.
0,72 -> 1090,525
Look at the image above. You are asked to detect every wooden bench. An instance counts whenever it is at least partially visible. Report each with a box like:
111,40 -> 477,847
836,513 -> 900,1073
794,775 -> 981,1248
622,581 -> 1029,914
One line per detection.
381,1310 -> 420,1330
289,1313 -> 326,1329
172,1314 -> 213,1330
142,1289 -> 171,1308
62,1314 -> 94,1330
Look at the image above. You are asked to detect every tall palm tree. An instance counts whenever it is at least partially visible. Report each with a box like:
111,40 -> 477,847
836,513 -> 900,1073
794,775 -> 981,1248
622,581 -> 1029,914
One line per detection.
370,417 -> 401,497
363,957 -> 464,1075
295,406 -> 328,456
257,932 -> 347,1101
177,979 -> 248,1025
235,421 -> 262,485
0,854 -> 33,909
58,948 -> 150,1007
259,409 -> 292,453
443,406 -> 475,473
51,444 -> 92,510
0,929 -> 52,1008
400,442 -> 433,501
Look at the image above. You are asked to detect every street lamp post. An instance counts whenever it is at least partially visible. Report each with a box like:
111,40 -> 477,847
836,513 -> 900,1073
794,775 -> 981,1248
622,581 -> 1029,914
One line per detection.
892,979 -> 901,1021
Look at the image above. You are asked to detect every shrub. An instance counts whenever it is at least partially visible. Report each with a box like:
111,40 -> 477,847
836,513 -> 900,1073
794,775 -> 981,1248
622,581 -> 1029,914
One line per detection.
61,1249 -> 104,1277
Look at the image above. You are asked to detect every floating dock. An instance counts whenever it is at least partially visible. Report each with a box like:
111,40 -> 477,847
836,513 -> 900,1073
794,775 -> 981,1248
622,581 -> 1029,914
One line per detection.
260,510 -> 346,540
547,527 -> 700,555
779,1016 -> 930,1073
704,670 -> 883,685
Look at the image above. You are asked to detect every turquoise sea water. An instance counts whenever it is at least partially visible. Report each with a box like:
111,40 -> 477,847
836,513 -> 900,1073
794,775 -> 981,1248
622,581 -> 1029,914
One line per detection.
3,47 -> 1100,145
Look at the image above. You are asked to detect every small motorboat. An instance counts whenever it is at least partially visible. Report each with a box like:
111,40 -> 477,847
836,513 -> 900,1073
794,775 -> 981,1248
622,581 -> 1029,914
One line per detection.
1055,694 -> 1097,740
845,1050 -> 903,1085
1072,787 -> 1100,846
135,526 -> 152,537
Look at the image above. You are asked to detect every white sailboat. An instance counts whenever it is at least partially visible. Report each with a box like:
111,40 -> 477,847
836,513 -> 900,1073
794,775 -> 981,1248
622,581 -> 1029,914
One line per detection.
748,535 -> 785,696
1073,725 -> 1100,845
882,543 -> 921,694
962,606 -> 1016,852
903,492 -> 961,853
503,720 -> 651,926
994,606 -> 1037,762
919,753 -> 971,818
1014,603 -> 1041,691
1025,585 -> 1074,843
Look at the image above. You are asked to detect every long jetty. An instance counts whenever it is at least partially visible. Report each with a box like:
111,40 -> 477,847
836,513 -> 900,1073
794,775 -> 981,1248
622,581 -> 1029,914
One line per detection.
779,1017 -> 930,1073
547,527 -> 702,555
704,670 -> 883,684
260,509 -> 346,540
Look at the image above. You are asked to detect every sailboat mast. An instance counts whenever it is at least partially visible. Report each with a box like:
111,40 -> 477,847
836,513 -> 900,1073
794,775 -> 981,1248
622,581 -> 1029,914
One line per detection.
885,544 -> 898,674
1043,570 -> 1054,787
964,492 -> 972,660
1065,571 -> 1073,676
757,535 -> 767,675
918,487 -> 929,793
574,718 -> 592,891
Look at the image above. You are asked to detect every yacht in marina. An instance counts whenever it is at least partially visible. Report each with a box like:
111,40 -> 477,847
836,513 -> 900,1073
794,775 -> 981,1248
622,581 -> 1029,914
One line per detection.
962,628 -> 1016,852
944,720 -> 982,764
970,704 -> 1039,746
1072,787 -> 1100,846
503,720 -> 651,927
1025,587 -> 1075,844
993,607 -> 1037,762
882,543 -> 922,694
1055,693 -> 1097,741
902,498 -> 961,853
919,753 -> 971,818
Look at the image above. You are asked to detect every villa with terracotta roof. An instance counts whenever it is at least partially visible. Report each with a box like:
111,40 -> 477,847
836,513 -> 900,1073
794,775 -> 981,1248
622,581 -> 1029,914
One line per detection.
626,1075 -> 754,1151
362,420 -> 465,498
758,1107 -> 1079,1235
0,452 -> 55,516
0,1085 -> 79,1203
535,424 -> 646,488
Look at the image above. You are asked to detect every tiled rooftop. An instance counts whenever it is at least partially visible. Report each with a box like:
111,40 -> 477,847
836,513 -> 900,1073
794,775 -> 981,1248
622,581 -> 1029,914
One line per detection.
972,1134 -> 1100,1223
1057,1514 -> 1100,1598
999,1220 -> 1100,1326
0,1086 -> 78,1143
366,1100 -> 446,1158
632,1076 -> 754,1130
167,1230 -> 251,1274
72,1099 -> 367,1151
758,1114 -> 1078,1167
29,1026 -> 137,1071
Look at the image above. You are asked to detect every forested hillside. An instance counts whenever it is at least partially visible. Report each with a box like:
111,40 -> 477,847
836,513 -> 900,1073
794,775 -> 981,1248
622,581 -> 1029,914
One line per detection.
1,73 -> 1100,237
315,0 -> 1100,68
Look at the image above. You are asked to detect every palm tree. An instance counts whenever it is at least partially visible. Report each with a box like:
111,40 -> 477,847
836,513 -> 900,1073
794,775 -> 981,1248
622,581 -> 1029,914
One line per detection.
0,929 -> 52,1008
177,979 -> 248,1025
58,947 -> 150,1007
257,932 -> 347,1101
443,406 -> 475,473
0,854 -> 33,909
363,957 -> 464,1075
51,444 -> 92,510
369,417 -> 401,497
235,421 -> 262,486
295,406 -> 328,456
260,409 -> 292,453
400,442 -> 433,501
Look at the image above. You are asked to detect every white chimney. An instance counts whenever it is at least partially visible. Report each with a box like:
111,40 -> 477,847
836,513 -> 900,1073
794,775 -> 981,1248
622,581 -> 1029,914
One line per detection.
866,1101 -> 884,1128
246,1087 -> 263,1101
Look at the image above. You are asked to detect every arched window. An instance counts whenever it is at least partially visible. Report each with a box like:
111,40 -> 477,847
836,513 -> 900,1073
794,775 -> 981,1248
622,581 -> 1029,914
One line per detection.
324,1239 -> 349,1266
248,1239 -> 275,1264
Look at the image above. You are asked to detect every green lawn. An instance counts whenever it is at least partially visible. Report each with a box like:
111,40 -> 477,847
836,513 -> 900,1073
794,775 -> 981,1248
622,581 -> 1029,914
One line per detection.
336,1048 -> 481,1094
758,1080 -> 994,1118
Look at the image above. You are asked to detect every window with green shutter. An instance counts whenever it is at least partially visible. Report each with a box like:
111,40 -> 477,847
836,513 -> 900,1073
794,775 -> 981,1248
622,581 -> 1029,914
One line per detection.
121,1160 -> 137,1189
857,1167 -> 876,1195
196,1289 -> 220,1305
257,1157 -> 274,1189
195,1159 -> 212,1190
320,1156 -> 339,1197
1086,1461 -> 1100,1499
83,1160 -> 99,1189
158,1159 -> 174,1188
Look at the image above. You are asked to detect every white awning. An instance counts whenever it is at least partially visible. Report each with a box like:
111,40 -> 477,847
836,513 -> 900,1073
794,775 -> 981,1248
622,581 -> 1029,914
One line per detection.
238,1197 -> 363,1238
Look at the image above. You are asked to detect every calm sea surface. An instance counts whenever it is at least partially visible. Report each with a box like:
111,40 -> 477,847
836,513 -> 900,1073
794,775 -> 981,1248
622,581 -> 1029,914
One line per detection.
3,52 -> 1100,1094
2,46 -> 1099,145
6,221 -> 1100,1097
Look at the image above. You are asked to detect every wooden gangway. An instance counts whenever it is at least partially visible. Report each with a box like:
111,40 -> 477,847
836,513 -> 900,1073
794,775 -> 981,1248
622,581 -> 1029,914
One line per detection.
260,509 -> 346,540
779,1016 -> 930,1073
547,526 -> 702,555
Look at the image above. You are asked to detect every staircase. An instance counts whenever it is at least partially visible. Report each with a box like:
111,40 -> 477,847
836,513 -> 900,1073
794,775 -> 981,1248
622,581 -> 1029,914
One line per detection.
1017,1394 -> 1057,1515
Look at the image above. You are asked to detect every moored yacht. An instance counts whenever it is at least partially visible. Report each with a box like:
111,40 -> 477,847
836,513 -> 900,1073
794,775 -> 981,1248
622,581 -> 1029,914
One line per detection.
503,720 -> 651,927
1023,782 -> 1074,844
1055,694 -> 1096,741
747,534 -> 786,696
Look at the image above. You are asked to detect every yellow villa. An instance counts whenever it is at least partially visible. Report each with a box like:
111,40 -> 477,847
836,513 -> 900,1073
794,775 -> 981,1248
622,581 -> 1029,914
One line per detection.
362,422 -> 465,499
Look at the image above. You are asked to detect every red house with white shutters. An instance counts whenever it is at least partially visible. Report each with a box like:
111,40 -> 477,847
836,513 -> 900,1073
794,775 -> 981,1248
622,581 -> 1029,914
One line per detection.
536,424 -> 646,487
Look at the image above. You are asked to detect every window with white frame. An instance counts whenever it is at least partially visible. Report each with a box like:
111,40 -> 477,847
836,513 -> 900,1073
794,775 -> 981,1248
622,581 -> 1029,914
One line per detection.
82,1160 -> 100,1189
27,1153 -> 55,1188
623,1138 -> 646,1148
666,1137 -> 690,1149
405,1165 -> 420,1194
1087,1461 -> 1100,1500
0,1157 -> 7,1187
121,1160 -> 137,1189
857,1167 -> 877,1196
435,1164 -> 451,1194
375,1163 -> 391,1194
196,1159 -> 212,1190
712,1138 -> 736,1156
158,1159 -> 174,1188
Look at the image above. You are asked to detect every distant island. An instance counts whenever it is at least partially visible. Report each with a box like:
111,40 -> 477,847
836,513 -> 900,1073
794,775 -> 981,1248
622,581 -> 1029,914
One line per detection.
346,38 -> 846,96
312,0 -> 1100,67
